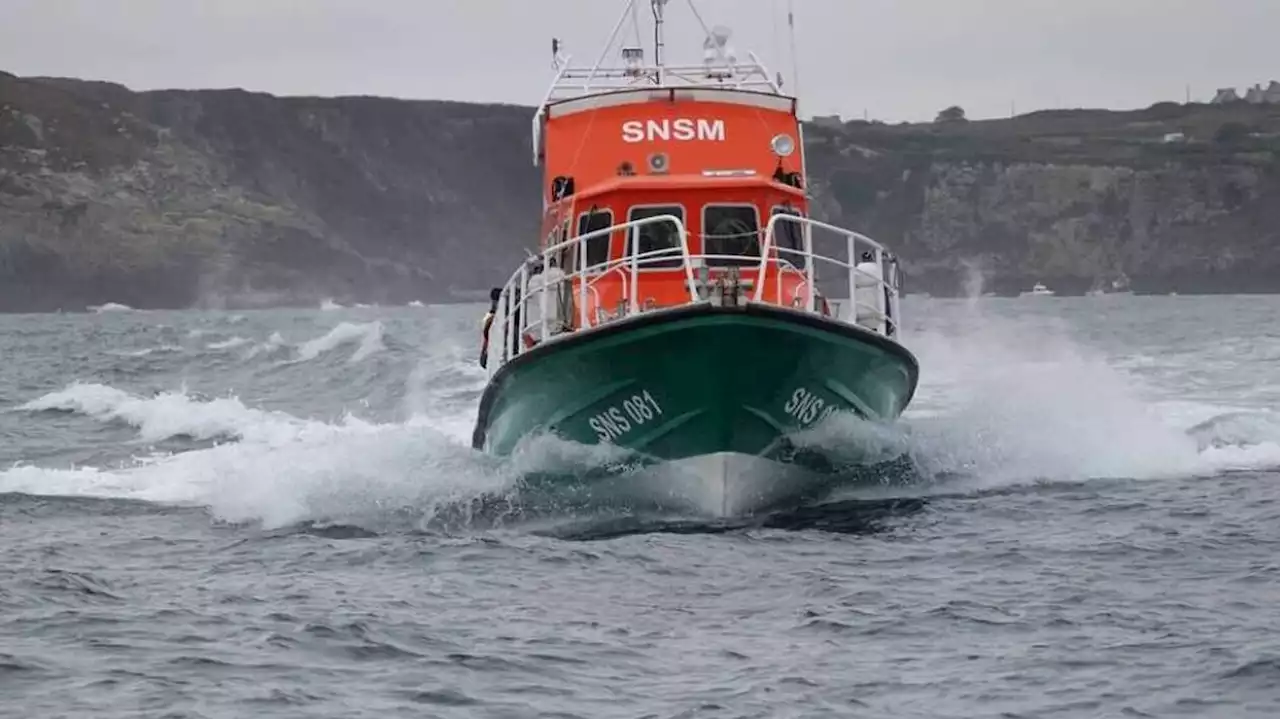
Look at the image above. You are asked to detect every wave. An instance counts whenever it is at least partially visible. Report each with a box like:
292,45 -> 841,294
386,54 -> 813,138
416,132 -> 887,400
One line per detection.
206,336 -> 250,351
3,297 -> 1278,531
16,383 -> 308,444
5,382 -> 509,529
87,302 -> 134,313
293,321 -> 385,363
105,344 -> 184,358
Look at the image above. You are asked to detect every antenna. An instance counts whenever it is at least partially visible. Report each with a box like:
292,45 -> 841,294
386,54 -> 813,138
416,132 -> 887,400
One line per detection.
652,0 -> 670,70
786,0 -> 800,107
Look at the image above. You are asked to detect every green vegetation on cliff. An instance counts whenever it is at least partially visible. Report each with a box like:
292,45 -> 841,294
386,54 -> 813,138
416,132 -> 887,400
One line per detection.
2,71 -> 1279,311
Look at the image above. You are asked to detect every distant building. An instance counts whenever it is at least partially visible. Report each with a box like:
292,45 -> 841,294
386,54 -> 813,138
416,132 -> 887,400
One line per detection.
1244,81 -> 1280,104
810,114 -> 843,129
1212,88 -> 1241,104
1211,82 -> 1280,105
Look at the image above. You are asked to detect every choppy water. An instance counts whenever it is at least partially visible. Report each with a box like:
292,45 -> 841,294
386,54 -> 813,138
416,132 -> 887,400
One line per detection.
2,295 -> 1278,718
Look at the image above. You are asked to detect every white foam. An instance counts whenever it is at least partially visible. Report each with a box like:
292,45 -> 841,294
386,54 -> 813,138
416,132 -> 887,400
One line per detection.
106,345 -> 184,358
206,336 -> 250,350
294,321 -> 385,363
5,382 -> 510,529
16,383 -> 307,444
244,331 -> 287,359
883,299 -> 1280,490
87,302 -> 134,313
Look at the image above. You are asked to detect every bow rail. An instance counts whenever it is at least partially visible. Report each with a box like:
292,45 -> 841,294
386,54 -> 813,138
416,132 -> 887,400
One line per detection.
485,215 -> 903,375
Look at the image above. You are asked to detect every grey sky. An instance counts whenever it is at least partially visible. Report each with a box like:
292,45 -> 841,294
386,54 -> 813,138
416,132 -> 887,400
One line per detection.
2,0 -> 1276,122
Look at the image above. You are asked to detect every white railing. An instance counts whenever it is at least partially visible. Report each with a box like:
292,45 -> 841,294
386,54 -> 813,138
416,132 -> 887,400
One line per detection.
484,215 -> 902,376
487,215 -> 696,371
754,214 -> 901,337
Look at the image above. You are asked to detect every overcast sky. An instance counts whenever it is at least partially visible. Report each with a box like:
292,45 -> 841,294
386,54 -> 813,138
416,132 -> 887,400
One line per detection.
2,0 -> 1276,122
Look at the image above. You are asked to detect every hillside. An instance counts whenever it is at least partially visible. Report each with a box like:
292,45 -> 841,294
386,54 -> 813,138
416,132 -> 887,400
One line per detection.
0,71 -> 539,311
2,72 -> 1280,311
805,101 -> 1280,295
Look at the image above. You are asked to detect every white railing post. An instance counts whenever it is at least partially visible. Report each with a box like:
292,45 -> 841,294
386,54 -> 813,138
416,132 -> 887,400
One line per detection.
629,228 -> 640,315
505,280 -> 516,363
873,246 -> 886,331
846,232 -> 857,324
803,222 -> 815,313
753,214 -> 776,302
679,226 -> 698,303
538,259 -> 549,342
578,234 -> 588,329
517,264 -> 529,355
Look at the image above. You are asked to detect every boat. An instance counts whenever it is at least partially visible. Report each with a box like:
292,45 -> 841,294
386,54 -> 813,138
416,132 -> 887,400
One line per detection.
1021,282 -> 1055,297
470,0 -> 919,517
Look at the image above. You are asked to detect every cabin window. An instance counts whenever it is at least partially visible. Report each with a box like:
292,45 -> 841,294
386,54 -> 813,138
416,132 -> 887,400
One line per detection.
627,205 -> 685,268
703,204 -> 761,266
771,206 -> 806,267
576,209 -> 614,271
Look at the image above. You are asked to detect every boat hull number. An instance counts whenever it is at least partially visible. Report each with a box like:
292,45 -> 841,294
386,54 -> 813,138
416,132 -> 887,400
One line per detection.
589,390 -> 664,442
784,387 -> 839,427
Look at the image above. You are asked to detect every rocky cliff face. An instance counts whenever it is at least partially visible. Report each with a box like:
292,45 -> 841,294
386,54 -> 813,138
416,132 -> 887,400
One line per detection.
2,72 -> 1278,311
0,71 -> 539,311
804,104 -> 1280,295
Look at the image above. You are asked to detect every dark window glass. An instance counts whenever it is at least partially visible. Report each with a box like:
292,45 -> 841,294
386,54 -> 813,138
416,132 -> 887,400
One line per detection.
703,205 -> 761,266
627,205 -> 685,268
576,210 -> 613,271
771,207 -> 805,267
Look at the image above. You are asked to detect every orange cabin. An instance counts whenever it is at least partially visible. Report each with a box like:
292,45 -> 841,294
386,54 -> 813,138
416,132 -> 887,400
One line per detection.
532,87 -> 821,329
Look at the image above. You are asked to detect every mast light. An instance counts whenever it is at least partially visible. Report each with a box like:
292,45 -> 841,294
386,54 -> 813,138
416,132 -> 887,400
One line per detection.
702,24 -> 736,79
622,47 -> 645,76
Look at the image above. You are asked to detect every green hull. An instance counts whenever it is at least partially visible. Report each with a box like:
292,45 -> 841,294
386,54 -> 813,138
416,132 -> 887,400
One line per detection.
472,303 -> 919,515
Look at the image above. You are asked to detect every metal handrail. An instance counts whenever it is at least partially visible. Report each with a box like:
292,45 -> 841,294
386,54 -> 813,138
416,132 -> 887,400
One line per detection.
754,213 -> 900,334
487,214 -> 903,374
490,215 -> 696,367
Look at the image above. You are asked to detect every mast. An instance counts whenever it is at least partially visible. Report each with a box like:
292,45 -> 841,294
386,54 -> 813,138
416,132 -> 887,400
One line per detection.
652,0 -> 669,84
786,0 -> 799,113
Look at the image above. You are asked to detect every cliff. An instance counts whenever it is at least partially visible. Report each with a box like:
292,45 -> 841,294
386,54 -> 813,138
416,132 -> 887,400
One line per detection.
2,71 -> 1279,311
0,71 -> 539,311
805,102 -> 1280,296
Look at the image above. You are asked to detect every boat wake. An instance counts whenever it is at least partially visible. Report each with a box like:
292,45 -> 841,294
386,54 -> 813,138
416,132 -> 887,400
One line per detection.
2,306 -> 1278,537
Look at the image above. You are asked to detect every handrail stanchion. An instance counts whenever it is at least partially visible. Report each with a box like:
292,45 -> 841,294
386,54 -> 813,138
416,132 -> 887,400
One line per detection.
518,264 -> 530,354
499,288 -> 509,367
804,222 -> 815,313
578,235 -> 589,328
873,246 -> 886,330
538,258 -> 549,342
629,227 -> 640,315
846,232 -> 857,324
506,270 -> 517,361
753,215 -> 776,302
680,228 -> 698,303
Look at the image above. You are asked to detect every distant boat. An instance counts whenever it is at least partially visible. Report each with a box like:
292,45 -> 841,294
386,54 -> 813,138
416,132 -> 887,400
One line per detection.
1020,282 -> 1055,297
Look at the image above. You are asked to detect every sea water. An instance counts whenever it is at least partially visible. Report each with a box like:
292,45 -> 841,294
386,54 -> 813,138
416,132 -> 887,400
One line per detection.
1,295 -> 1277,718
